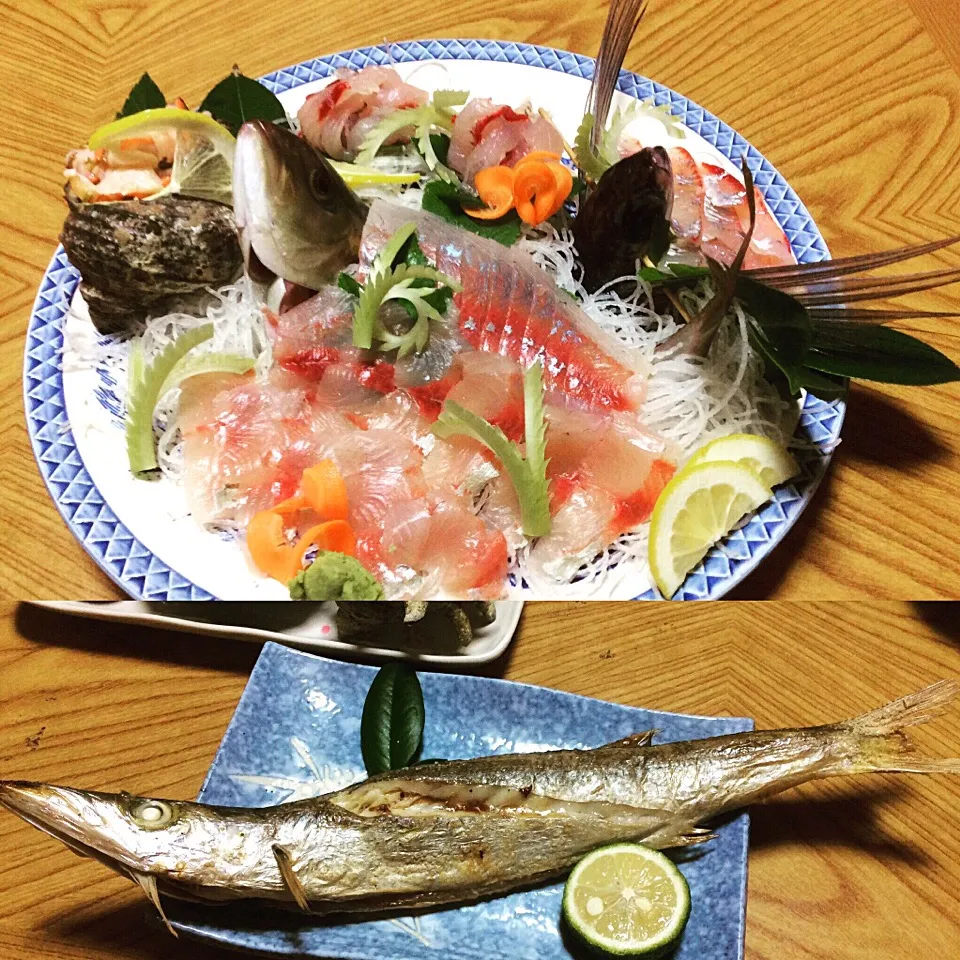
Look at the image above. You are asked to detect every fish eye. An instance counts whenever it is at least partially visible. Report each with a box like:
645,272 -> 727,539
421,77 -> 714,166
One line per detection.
309,168 -> 340,211
130,800 -> 177,829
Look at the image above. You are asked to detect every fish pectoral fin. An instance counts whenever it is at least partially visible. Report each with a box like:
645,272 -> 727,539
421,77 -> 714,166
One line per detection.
132,872 -> 178,938
642,822 -> 717,849
273,844 -> 310,912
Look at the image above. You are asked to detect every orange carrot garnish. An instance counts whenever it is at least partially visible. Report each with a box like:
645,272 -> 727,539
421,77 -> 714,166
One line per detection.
293,520 -> 357,567
466,165 -> 516,220
513,162 -> 560,225
246,510 -> 300,583
301,459 -> 349,520
246,461 -> 357,583
465,153 -> 574,226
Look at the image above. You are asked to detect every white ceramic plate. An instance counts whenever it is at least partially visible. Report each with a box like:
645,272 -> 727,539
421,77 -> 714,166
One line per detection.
30,600 -> 524,665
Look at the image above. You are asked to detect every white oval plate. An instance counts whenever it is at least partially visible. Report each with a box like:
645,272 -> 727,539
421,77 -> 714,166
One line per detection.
30,600 -> 524,665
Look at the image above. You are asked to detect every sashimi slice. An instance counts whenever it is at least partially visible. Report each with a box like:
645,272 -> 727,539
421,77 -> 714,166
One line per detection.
179,371 -> 356,526
377,497 -> 509,599
360,201 -> 650,415
668,147 -> 703,244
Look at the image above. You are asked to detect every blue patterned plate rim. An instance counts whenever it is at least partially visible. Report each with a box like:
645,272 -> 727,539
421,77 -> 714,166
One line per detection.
167,641 -> 753,959
23,38 -> 844,601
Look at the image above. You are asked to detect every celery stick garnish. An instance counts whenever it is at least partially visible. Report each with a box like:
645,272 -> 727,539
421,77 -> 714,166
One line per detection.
351,223 -> 461,357
159,351 -> 256,398
433,361 -> 551,537
125,324 -> 214,476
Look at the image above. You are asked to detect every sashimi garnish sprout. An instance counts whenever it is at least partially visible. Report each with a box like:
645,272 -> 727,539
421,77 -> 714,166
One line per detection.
350,222 -> 461,358
575,100 -> 686,182
433,361 -> 551,538
126,323 -> 214,475
354,90 -> 468,184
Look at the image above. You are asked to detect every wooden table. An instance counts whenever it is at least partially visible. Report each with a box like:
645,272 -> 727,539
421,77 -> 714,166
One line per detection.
1,600 -> 958,959
0,0 -> 959,600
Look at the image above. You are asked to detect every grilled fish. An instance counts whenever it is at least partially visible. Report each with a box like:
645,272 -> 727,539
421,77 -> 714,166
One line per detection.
232,119 -> 367,290
1,682 -> 957,931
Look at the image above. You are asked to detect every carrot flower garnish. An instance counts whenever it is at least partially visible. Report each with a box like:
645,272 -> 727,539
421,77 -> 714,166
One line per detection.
245,459 -> 358,583
464,151 -> 573,226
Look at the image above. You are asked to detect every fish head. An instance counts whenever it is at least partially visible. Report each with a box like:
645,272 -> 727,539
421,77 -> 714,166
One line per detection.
0,780 -> 272,901
233,119 -> 368,290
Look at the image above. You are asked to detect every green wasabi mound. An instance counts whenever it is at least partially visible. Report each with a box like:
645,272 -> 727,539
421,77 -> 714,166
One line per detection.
288,551 -> 385,601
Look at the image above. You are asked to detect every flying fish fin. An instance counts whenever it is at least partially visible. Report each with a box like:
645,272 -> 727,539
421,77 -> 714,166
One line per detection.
273,843 -> 310,912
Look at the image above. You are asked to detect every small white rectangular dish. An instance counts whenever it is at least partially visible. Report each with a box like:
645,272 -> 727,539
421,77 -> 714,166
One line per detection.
31,601 -> 523,665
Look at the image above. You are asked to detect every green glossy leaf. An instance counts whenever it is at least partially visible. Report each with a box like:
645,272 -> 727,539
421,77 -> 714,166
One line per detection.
117,73 -> 166,119
421,180 -> 522,246
199,68 -> 287,136
338,272 -> 362,297
805,322 -> 960,385
360,664 -> 425,775
736,275 -> 812,363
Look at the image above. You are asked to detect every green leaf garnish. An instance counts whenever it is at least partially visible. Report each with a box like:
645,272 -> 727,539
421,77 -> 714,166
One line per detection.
574,100 -> 686,182
361,664 -> 425,775
126,324 -> 214,476
433,361 -> 551,537
117,73 -> 166,119
199,67 -> 287,136
421,180 -> 522,246
805,323 -> 960,385
356,90 -> 467,183
350,223 -> 460,357
338,272 -> 363,297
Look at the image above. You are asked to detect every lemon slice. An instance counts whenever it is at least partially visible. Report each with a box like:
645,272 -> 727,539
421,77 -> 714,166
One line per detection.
563,844 -> 691,958
89,108 -> 236,206
686,433 -> 798,489
649,460 -> 772,599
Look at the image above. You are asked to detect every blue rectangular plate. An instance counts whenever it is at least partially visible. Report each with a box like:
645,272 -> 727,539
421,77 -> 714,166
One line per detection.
168,642 -> 753,959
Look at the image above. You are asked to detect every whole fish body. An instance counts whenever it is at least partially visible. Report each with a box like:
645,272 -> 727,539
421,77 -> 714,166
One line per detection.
1,683 -> 958,922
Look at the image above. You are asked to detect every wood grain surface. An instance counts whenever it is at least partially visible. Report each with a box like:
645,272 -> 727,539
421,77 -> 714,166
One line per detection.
0,600 -> 958,959
1,0 -> 959,602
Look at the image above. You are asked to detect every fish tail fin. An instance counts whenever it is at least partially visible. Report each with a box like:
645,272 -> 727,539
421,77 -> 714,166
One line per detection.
843,681 -> 960,775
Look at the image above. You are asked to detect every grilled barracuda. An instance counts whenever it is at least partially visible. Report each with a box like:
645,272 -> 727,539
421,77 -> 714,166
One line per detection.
60,194 -> 242,334
1,683 -> 957,929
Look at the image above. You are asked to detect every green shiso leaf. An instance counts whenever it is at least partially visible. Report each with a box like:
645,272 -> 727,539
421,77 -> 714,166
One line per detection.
433,361 -> 551,537
125,324 -> 214,476
199,68 -> 287,136
117,73 -> 166,119
360,664 -> 425,775
421,180 -> 522,246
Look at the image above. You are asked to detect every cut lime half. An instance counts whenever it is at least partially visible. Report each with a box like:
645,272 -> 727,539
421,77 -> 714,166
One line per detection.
563,844 -> 691,958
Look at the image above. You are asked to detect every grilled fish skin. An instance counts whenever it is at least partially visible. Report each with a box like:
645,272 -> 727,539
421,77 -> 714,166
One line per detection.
1,683 -> 957,919
232,120 -> 368,290
60,194 -> 243,335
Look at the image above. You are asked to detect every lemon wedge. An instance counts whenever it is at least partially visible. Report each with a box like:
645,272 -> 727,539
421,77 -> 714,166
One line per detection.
649,460 -> 772,599
89,108 -> 236,206
563,844 -> 691,958
686,433 -> 799,489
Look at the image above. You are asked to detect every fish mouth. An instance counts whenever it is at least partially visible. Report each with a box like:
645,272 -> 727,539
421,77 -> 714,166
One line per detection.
0,780 -> 142,874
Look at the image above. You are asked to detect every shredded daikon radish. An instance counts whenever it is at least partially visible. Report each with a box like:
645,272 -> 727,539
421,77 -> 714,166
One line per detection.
89,192 -> 796,598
